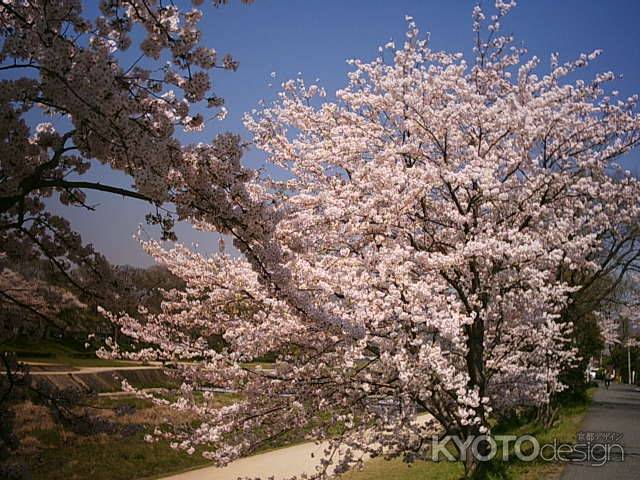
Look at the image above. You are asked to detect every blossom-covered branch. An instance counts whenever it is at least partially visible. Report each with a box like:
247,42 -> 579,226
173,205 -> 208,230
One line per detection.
0,0 -> 254,322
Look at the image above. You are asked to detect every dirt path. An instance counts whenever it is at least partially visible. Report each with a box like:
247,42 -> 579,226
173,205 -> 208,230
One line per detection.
159,415 -> 432,480
24,365 -> 162,375
20,362 -> 273,375
160,440 -> 338,480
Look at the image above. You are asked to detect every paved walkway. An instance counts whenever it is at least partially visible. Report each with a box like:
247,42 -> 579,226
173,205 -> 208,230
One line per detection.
562,383 -> 640,480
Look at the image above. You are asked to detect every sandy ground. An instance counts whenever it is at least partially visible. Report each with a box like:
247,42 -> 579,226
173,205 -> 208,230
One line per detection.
161,440 -> 339,480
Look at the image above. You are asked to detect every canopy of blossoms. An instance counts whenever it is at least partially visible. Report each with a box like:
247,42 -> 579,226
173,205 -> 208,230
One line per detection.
102,2 -> 640,478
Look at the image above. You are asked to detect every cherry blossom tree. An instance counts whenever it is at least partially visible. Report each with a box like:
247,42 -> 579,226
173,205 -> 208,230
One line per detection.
105,2 -> 640,478
0,0 -> 252,323
0,256 -> 84,340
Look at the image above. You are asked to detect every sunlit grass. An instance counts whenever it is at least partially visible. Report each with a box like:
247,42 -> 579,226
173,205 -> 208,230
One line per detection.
340,390 -> 593,480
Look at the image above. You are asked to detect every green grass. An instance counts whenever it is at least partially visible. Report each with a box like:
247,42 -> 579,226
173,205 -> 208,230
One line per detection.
340,391 -> 594,480
92,396 -> 156,410
23,430 -> 210,480
495,392 -> 594,480
1,338 -> 279,370
342,458 -> 465,480
1,337 -> 134,368
1,337 -> 83,355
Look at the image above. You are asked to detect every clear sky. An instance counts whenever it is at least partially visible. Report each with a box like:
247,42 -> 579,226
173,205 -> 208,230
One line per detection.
48,0 -> 640,267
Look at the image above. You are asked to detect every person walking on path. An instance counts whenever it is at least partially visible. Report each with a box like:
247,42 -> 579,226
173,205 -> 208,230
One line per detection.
603,368 -> 615,389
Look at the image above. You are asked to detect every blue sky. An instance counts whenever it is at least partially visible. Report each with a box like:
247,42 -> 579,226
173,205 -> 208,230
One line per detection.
49,0 -> 640,266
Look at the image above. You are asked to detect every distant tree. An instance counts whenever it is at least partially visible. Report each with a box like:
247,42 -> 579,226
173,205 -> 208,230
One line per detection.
91,264 -> 185,342
555,274 -> 619,403
0,268 -> 74,341
110,264 -> 185,314
609,342 -> 640,384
